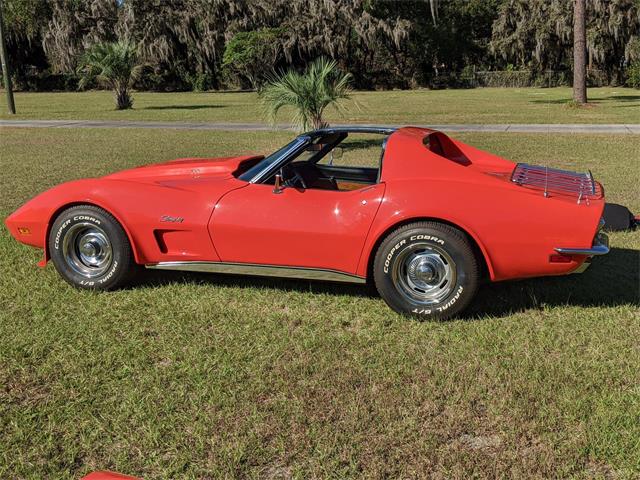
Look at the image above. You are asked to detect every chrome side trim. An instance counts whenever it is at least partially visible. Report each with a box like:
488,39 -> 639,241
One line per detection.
145,261 -> 367,284
555,232 -> 610,256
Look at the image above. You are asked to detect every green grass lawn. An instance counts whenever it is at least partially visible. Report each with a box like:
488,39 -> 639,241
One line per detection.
0,127 -> 639,478
1,87 -> 639,124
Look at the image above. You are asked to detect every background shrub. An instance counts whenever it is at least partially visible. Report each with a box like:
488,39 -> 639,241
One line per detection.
626,61 -> 640,89
222,28 -> 284,90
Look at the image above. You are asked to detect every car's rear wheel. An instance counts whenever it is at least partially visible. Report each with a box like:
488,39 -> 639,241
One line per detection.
373,221 -> 479,319
49,205 -> 137,290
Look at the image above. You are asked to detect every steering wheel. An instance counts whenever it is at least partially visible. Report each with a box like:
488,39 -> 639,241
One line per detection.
281,165 -> 307,189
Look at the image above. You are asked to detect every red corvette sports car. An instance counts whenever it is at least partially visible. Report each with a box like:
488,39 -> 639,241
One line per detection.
5,126 -> 608,319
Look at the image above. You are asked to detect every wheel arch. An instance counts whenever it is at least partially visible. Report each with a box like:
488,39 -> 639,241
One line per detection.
43,201 -> 143,265
363,216 -> 495,282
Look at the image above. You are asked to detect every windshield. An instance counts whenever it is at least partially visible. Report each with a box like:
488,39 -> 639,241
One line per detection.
238,137 -> 308,182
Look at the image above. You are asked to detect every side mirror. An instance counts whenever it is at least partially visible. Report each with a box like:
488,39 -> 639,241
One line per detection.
273,173 -> 284,194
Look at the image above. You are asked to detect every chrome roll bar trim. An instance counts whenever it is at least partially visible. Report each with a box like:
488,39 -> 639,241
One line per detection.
304,126 -> 397,137
145,261 -> 367,284
555,232 -> 610,256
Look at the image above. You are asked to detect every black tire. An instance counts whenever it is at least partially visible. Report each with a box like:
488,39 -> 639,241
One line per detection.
48,205 -> 137,290
373,221 -> 479,319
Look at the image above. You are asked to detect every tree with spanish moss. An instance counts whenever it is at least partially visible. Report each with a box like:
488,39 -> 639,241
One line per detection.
491,0 -> 639,84
43,0 -> 118,73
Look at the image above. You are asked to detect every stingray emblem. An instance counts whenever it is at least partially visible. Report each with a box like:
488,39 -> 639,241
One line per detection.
160,215 -> 184,223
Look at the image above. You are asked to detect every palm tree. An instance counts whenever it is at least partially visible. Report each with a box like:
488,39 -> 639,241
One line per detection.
260,57 -> 352,132
78,41 -> 142,110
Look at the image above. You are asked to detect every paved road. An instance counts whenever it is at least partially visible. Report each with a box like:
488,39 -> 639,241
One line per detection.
0,119 -> 638,134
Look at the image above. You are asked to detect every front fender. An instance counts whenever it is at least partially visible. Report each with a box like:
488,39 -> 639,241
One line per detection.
5,179 -> 146,265
5,178 -> 221,266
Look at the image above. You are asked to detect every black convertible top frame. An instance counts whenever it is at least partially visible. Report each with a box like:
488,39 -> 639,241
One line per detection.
302,125 -> 397,138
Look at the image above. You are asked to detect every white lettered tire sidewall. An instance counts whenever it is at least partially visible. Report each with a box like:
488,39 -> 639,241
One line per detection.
48,205 -> 135,290
374,222 -> 479,319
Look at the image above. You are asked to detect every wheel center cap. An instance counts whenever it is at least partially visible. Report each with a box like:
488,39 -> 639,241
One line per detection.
416,262 -> 436,282
81,241 -> 98,257
407,255 -> 443,288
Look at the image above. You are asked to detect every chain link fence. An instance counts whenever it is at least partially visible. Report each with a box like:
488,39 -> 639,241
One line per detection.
427,69 -> 616,89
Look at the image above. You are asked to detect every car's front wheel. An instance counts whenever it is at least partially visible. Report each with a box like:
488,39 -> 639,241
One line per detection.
373,221 -> 479,319
48,205 -> 137,290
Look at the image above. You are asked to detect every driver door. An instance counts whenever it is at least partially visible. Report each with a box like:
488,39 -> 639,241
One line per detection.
209,182 -> 385,274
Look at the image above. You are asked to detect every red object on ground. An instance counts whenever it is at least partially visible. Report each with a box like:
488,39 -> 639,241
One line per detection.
81,471 -> 140,480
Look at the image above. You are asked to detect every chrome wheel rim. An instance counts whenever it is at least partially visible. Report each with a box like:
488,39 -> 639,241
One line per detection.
392,242 -> 456,305
62,222 -> 113,277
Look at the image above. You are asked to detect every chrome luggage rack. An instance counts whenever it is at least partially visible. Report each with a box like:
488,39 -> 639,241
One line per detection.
511,163 -> 602,203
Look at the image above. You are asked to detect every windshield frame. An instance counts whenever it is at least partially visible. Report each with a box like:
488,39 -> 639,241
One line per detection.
238,136 -> 311,183
238,126 -> 397,184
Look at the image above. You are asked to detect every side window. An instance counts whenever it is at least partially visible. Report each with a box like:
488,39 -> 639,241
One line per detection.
317,133 -> 387,169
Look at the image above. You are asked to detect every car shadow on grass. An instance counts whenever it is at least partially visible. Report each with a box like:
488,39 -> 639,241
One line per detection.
464,246 -> 639,319
141,104 -> 226,111
138,247 -> 639,319
140,268 -> 372,298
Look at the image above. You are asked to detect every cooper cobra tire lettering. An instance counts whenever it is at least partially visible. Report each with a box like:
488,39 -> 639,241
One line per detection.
410,234 -> 445,245
383,239 -> 407,273
54,219 -> 71,250
73,215 -> 100,225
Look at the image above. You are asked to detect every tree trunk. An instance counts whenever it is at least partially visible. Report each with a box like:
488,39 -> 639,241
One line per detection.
0,1 -> 16,114
312,113 -> 328,130
429,0 -> 438,25
114,88 -> 133,110
573,0 -> 587,104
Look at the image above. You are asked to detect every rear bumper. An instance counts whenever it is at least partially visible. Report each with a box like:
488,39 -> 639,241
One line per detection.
555,232 -> 610,257
556,231 -> 609,274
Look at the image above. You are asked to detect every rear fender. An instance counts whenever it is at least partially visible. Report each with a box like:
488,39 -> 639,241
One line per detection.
358,178 -> 603,281
358,214 -> 495,280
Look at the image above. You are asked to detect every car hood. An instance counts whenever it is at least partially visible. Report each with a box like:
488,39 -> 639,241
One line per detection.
103,155 -> 263,183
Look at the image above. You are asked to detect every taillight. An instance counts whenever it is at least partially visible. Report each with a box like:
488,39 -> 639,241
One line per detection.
549,254 -> 572,263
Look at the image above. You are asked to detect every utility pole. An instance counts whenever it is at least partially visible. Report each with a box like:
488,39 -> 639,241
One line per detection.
572,0 -> 587,105
0,0 -> 16,114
